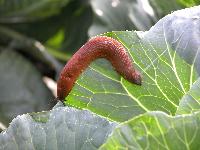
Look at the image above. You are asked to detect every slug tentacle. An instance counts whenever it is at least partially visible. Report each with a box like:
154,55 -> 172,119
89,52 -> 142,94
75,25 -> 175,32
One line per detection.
57,36 -> 141,100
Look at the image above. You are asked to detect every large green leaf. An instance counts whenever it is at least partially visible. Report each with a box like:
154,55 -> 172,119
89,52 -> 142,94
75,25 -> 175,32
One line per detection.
176,77 -> 200,115
144,6 -> 200,74
0,50 -> 53,126
65,6 -> 200,122
100,111 -> 200,150
0,102 -> 116,150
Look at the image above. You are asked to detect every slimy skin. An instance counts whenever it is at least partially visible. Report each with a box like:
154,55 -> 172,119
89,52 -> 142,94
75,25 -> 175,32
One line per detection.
57,36 -> 141,100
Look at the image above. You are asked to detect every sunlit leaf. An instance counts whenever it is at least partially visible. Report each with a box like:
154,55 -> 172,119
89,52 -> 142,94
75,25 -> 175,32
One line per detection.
100,111 -> 200,150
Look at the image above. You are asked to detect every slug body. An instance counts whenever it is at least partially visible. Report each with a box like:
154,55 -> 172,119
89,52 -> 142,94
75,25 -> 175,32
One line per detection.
57,36 -> 141,100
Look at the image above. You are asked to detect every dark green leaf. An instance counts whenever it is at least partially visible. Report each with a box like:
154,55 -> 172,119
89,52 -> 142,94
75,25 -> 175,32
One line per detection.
0,0 -> 70,22
0,50 -> 53,125
47,0 -> 93,54
1,0 -> 93,55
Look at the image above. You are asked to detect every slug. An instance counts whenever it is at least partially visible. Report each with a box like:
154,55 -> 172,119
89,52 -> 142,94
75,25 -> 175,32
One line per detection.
57,36 -> 141,100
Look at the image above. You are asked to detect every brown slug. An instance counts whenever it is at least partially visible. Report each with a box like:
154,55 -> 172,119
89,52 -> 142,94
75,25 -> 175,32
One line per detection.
57,36 -> 141,100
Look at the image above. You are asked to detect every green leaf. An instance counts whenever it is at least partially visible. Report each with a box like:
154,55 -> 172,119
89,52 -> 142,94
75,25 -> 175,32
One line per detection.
1,0 -> 93,55
65,6 -> 200,122
3,14 -> 65,43
176,77 -> 200,115
0,102 -> 116,150
46,0 -> 93,54
100,111 -> 200,150
0,0 -> 70,21
144,6 -> 200,74
0,50 -> 53,126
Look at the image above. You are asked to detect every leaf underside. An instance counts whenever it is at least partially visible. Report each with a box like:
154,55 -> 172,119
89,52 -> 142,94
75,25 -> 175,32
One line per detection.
0,102 -> 116,150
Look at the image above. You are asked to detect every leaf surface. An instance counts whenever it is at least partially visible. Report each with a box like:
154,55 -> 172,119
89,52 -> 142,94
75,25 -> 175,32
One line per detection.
176,77 -> 200,114
100,111 -> 200,150
0,102 -> 116,150
0,50 -> 53,125
65,6 -> 200,122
